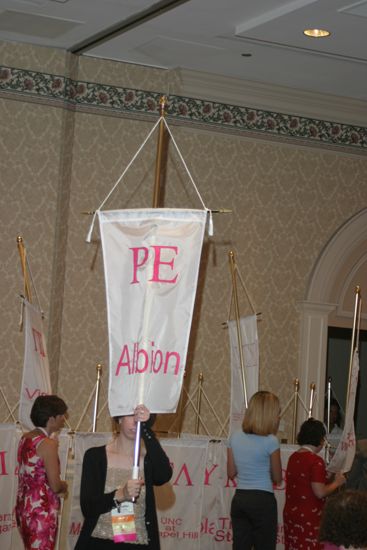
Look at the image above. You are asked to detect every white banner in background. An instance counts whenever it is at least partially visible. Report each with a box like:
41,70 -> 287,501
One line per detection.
98,209 -> 207,416
228,315 -> 259,434
19,299 -> 52,429
327,349 -> 359,474
156,439 -> 208,549
200,439 -> 235,549
0,425 -> 19,550
65,433 -> 295,550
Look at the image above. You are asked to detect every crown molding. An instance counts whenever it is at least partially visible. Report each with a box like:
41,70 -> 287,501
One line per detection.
176,68 -> 367,127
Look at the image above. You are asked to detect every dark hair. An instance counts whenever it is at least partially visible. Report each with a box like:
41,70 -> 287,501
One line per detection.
297,418 -> 326,447
325,397 -> 342,428
329,398 -> 342,427
30,395 -> 67,427
319,489 -> 367,547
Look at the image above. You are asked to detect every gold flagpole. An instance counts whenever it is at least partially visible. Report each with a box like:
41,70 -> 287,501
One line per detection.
346,286 -> 361,407
17,236 -> 32,302
228,250 -> 248,408
291,378 -> 299,444
195,373 -> 203,434
152,96 -> 167,208
176,370 -> 186,437
92,364 -> 103,432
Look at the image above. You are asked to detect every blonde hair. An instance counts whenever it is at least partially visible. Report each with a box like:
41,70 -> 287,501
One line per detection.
242,391 -> 280,435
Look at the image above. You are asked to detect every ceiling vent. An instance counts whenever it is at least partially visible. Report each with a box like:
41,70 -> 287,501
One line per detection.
339,0 -> 367,17
0,9 -> 82,38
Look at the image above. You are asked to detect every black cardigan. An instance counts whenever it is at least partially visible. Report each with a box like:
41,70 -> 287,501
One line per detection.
75,424 -> 172,549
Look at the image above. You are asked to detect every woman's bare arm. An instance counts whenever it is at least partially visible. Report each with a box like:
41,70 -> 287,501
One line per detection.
38,439 -> 68,495
270,448 -> 282,485
311,471 -> 345,499
227,448 -> 237,479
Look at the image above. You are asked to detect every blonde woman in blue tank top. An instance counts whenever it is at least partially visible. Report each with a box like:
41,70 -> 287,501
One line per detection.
227,391 -> 282,550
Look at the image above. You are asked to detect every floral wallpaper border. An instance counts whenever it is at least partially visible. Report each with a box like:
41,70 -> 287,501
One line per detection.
1,65 -> 366,150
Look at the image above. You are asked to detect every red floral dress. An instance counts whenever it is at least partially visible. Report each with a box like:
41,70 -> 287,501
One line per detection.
283,450 -> 326,550
15,434 -> 60,550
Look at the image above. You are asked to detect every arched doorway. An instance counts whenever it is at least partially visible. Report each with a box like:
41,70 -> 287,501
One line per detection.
297,208 -> 367,421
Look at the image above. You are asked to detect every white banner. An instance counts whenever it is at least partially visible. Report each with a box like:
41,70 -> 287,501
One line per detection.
156,439 -> 208,548
98,208 -> 207,416
198,440 -> 294,550
228,315 -> 259,434
0,425 -> 20,550
67,434 -> 207,550
65,432 -> 295,550
200,439 -> 235,548
19,300 -> 52,429
327,349 -> 359,474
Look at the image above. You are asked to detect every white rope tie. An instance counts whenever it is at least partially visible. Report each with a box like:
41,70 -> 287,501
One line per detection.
235,266 -> 256,314
86,116 -> 213,242
226,263 -> 256,321
86,117 -> 162,242
25,254 -> 43,316
162,119 -> 213,236
162,118 -> 206,210
74,381 -> 99,432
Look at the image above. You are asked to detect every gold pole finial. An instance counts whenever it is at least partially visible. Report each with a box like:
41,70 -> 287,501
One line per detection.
159,96 -> 167,117
17,235 -> 23,243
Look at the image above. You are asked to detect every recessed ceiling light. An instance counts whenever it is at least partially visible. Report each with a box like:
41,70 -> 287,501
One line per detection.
303,28 -> 331,38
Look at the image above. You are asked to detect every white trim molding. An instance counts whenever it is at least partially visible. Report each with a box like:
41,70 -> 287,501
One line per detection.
297,208 -> 367,423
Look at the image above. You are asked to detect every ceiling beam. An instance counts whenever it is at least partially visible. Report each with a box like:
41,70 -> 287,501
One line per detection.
70,0 -> 191,55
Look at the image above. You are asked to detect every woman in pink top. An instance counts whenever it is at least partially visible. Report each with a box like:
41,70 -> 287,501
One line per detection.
16,395 -> 68,550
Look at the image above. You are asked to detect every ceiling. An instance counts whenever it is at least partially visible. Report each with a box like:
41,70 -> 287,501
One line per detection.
0,0 -> 366,102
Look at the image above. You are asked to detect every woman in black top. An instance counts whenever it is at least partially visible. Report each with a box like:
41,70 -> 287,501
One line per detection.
76,405 -> 172,549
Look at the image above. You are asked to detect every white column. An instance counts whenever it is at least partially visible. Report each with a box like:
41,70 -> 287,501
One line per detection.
297,301 -> 337,423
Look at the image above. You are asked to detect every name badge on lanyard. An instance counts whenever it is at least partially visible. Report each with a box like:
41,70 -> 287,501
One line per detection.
111,501 -> 137,543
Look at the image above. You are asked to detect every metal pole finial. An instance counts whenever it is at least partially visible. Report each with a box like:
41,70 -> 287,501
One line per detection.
159,95 -> 167,117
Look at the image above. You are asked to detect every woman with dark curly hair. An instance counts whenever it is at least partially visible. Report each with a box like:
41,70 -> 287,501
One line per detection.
15,395 -> 68,550
319,489 -> 367,549
283,418 -> 345,549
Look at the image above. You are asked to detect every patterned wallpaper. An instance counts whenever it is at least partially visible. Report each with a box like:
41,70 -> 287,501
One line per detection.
1,41 -> 367,438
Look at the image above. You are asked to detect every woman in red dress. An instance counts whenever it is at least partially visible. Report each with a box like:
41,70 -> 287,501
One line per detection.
16,395 -> 68,550
283,419 -> 345,550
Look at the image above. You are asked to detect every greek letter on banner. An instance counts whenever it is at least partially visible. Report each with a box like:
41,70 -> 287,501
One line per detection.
98,209 -> 207,416
19,300 -> 52,429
